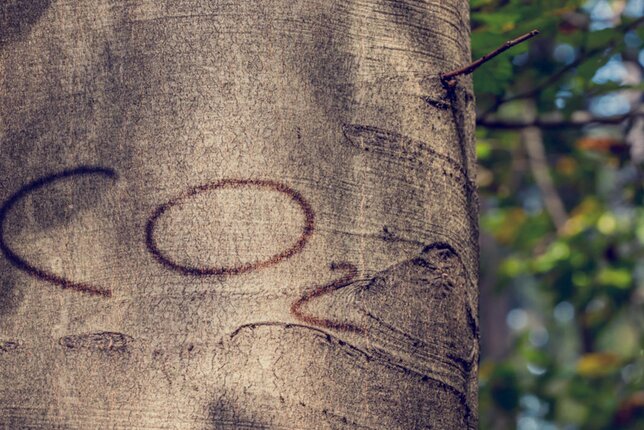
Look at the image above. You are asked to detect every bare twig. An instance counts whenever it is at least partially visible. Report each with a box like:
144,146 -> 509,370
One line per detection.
440,30 -> 540,86
521,103 -> 568,233
480,16 -> 644,118
477,110 -> 643,129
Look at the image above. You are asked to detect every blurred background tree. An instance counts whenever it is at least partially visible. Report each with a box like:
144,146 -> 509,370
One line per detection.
472,0 -> 644,429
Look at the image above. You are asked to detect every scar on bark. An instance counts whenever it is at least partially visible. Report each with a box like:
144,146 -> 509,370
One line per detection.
341,123 -> 477,194
231,321 -> 336,343
0,166 -> 116,297
422,242 -> 479,338
146,178 -> 315,276
231,242 -> 476,427
289,242 -> 478,338
229,314 -> 474,426
0,339 -> 21,353
59,331 -> 133,353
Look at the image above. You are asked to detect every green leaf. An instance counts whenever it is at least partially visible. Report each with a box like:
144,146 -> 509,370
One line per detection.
586,29 -> 617,50
597,267 -> 632,289
576,56 -> 606,81
476,140 -> 493,159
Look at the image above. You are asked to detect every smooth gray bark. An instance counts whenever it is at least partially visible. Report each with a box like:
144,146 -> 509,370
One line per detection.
1,1 -> 478,428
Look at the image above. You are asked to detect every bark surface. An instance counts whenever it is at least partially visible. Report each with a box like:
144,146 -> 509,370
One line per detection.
0,1 -> 478,428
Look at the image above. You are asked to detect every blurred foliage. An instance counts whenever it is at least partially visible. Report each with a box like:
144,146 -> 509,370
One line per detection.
472,0 -> 644,429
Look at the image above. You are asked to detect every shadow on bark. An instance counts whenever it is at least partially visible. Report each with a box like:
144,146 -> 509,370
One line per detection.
0,0 -> 52,47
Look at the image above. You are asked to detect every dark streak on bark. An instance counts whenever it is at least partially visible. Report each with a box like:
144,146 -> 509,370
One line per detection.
444,86 -> 480,268
446,352 -> 473,373
420,96 -> 451,111
440,126 -> 481,430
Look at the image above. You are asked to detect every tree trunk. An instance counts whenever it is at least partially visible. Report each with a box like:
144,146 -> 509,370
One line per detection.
0,1 -> 478,428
